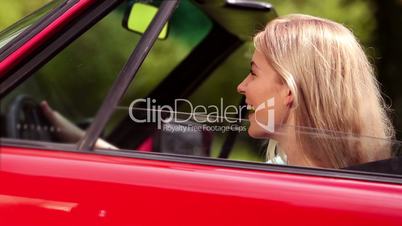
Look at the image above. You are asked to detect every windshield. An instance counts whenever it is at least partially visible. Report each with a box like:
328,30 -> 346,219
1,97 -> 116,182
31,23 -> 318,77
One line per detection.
118,107 -> 401,169
0,0 -> 65,49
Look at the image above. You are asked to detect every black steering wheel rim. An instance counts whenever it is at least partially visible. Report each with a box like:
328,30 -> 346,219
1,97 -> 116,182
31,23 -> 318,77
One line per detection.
6,95 -> 55,141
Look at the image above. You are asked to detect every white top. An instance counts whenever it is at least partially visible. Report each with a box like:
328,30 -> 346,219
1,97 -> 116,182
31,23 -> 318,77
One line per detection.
266,139 -> 287,165
266,154 -> 287,165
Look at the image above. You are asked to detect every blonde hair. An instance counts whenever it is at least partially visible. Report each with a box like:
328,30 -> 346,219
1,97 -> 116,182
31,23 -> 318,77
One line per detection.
254,14 -> 394,168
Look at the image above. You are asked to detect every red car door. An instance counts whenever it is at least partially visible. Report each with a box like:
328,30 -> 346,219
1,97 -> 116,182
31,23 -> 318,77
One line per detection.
1,144 -> 402,226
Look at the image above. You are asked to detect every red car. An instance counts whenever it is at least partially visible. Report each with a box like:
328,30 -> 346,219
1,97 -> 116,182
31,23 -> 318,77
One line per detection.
1,0 -> 402,225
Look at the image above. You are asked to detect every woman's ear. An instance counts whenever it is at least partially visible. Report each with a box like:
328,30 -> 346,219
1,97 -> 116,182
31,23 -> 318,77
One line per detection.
284,89 -> 293,108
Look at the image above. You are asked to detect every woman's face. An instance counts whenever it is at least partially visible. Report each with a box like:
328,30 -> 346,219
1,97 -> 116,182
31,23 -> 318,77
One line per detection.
237,50 -> 291,138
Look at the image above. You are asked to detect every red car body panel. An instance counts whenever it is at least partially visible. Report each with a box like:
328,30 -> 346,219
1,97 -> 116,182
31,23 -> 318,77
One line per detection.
1,146 -> 402,226
0,0 -> 95,76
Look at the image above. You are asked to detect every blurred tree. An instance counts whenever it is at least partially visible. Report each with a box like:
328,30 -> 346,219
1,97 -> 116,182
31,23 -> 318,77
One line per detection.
268,0 -> 376,45
371,0 -> 402,138
0,0 -> 50,30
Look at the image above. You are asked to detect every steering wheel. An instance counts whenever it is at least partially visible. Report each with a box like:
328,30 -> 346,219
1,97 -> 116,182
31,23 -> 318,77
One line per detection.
6,95 -> 55,141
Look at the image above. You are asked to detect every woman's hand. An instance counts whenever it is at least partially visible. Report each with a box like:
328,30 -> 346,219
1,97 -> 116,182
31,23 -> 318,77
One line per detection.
40,101 -> 84,143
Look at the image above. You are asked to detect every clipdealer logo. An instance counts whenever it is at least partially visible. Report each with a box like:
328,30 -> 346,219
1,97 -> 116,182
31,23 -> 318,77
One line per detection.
127,98 -> 275,133
253,97 -> 275,133
128,98 -> 246,130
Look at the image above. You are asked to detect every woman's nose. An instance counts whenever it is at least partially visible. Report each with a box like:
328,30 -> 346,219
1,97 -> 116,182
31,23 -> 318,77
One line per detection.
237,77 -> 248,94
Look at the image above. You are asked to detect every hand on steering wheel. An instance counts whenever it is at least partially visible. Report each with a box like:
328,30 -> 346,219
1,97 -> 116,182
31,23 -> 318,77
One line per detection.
6,95 -> 117,149
40,101 -> 117,149
40,101 -> 85,143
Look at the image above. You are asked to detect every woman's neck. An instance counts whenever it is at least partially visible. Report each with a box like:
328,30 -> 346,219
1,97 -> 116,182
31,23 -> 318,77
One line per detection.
273,114 -> 314,167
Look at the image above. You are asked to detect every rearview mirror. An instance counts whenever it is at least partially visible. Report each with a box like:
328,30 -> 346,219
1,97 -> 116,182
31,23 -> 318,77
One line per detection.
225,0 -> 273,10
193,0 -> 276,41
123,3 -> 169,39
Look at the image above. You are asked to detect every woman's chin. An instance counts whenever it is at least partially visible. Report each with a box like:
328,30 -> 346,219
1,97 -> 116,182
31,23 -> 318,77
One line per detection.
247,126 -> 270,139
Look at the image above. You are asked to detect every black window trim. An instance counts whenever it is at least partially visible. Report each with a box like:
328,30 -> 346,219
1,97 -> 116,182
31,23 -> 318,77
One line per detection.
1,138 -> 402,185
0,0 -> 78,62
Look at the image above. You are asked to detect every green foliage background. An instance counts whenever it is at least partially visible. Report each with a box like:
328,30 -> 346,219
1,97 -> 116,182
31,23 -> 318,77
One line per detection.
0,0 -> 51,29
0,0 -> 375,44
270,0 -> 375,45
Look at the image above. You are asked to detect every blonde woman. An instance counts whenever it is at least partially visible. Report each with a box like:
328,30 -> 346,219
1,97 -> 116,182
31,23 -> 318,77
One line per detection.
237,14 -> 394,168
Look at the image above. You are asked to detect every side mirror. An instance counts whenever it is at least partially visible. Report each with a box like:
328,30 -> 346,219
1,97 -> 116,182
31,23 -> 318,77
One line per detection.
123,3 -> 169,39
